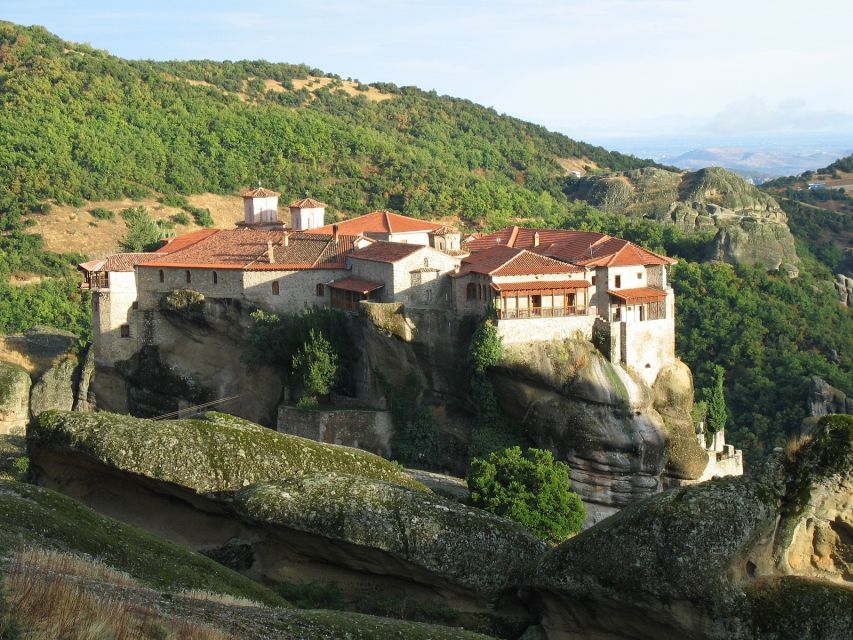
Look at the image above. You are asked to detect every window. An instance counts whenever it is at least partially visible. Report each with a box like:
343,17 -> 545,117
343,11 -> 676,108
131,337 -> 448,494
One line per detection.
185,270 -> 191,284
131,301 -> 138,310
212,271 -> 218,284
591,276 -> 596,286
271,281 -> 280,296
614,275 -> 621,288
316,283 -> 325,296
158,270 -> 164,283
614,307 -> 621,321
466,283 -> 477,300
120,324 -> 130,338
637,272 -> 643,280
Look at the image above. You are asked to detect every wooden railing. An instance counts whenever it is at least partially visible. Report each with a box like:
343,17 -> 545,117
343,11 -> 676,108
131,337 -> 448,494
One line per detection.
497,306 -> 586,320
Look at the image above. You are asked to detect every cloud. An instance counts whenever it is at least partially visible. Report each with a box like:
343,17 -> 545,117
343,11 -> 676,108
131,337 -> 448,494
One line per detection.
705,98 -> 853,135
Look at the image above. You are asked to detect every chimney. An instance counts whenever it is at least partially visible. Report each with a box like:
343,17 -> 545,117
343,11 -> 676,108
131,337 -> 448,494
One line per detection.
332,223 -> 339,243
267,240 -> 274,264
533,231 -> 540,247
283,233 -> 290,248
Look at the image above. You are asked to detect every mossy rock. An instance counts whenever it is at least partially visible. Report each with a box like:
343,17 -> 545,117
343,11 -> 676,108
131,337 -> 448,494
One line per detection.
0,361 -> 31,432
30,410 -> 426,493
29,356 -> 77,417
360,301 -> 409,340
234,473 -> 545,594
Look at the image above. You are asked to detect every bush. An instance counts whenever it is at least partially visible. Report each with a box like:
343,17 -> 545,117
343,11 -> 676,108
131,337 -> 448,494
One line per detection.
119,206 -> 162,252
171,211 -> 191,225
89,207 -> 115,221
467,446 -> 585,544
291,329 -> 338,400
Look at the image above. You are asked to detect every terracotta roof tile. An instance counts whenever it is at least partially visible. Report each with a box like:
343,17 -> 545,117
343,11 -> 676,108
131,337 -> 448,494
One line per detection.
608,287 -> 668,303
288,197 -> 327,208
329,277 -> 384,294
79,253 -> 162,273
490,280 -> 592,292
242,187 -> 280,198
313,211 -> 444,236
458,246 -> 581,276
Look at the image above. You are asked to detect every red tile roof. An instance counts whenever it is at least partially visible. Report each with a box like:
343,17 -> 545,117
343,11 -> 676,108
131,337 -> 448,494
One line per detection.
78,253 -> 162,273
329,277 -> 384,294
490,280 -> 591,292
288,197 -> 327,208
608,287 -> 668,303
156,229 -> 219,254
465,226 -> 676,267
457,246 -> 582,276
138,229 -> 361,270
313,211 -> 444,236
348,241 -> 426,264
241,187 -> 280,198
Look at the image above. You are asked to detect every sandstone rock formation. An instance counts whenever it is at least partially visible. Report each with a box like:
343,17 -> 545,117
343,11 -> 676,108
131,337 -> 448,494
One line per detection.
524,414 -> 853,639
835,273 -> 853,307
491,339 -> 708,523
0,362 -> 31,434
29,355 -> 77,417
28,410 -> 542,637
567,167 -> 800,272
809,376 -> 852,418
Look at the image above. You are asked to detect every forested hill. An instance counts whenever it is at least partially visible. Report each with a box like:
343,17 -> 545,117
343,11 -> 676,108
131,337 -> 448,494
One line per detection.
0,21 -> 657,231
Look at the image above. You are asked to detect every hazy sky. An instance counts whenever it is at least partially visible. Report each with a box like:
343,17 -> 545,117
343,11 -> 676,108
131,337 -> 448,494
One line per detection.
5,0 -> 853,145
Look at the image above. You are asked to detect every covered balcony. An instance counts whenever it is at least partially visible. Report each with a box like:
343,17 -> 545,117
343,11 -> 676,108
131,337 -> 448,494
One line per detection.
608,287 -> 667,322
329,277 -> 384,313
492,280 -> 591,320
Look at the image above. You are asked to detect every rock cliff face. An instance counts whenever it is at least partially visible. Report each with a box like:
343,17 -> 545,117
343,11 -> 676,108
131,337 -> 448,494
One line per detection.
492,339 -> 707,523
567,167 -> 800,272
28,410 -> 541,637
0,362 -> 31,434
524,414 -> 853,640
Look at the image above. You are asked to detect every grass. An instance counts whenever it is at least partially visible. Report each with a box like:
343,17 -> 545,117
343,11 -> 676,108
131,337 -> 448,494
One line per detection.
0,546 -> 235,640
0,480 -> 287,607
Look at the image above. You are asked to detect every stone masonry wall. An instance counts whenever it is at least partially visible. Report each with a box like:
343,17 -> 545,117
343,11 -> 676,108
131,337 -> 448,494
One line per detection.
277,405 -> 393,457
496,315 -> 597,345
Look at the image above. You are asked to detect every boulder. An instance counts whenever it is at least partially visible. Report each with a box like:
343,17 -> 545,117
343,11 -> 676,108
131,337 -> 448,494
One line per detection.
524,414 -> 853,639
0,362 -> 31,434
28,410 -> 540,637
834,273 -> 853,307
808,376 -> 852,417
29,355 -> 77,417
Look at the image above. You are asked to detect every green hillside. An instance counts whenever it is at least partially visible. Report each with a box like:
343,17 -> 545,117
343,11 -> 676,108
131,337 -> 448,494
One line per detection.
0,21 -> 655,231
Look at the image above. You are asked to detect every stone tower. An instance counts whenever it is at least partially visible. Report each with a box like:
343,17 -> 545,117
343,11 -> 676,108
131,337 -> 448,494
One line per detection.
239,186 -> 284,229
289,197 -> 327,231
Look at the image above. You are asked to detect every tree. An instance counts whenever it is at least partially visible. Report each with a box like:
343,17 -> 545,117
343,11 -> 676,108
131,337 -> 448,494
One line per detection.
119,206 -> 162,252
705,365 -> 728,437
467,446 -> 585,544
291,329 -> 338,401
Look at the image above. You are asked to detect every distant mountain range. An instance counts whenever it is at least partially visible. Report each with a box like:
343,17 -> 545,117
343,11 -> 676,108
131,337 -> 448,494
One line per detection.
663,147 -> 852,183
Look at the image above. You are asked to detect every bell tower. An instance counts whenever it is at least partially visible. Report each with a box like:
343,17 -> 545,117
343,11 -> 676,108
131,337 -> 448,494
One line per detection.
289,197 -> 327,231
238,185 -> 284,229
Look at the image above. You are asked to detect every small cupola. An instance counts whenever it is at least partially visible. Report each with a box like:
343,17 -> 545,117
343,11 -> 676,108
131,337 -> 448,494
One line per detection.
239,184 -> 283,229
289,197 -> 327,231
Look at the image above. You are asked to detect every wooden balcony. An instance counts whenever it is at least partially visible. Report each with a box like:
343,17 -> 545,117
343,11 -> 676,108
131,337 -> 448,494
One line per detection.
496,306 -> 586,320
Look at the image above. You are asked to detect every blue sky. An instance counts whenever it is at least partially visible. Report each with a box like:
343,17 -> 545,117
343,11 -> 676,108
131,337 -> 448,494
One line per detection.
5,0 -> 853,146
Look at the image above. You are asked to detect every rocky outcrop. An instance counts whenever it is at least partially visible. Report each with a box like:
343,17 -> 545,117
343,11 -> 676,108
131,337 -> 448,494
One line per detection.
28,410 -> 541,637
834,273 -> 853,307
29,355 -> 77,417
809,376 -> 852,417
492,339 -> 709,522
0,362 -> 31,434
567,167 -> 800,271
524,414 -> 853,639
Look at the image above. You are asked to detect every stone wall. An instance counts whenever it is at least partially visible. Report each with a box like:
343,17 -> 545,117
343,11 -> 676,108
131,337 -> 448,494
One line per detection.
277,405 -> 393,457
93,271 -> 140,367
242,268 -> 348,313
496,315 -> 596,345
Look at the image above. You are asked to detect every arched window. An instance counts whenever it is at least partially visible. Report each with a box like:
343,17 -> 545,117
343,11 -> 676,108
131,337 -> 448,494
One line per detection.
185,270 -> 191,284
466,283 -> 477,300
271,281 -> 280,296
212,271 -> 218,284
316,283 -> 325,296
158,270 -> 164,283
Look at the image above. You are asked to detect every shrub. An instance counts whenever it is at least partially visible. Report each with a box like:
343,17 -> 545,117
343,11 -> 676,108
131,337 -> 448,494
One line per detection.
89,207 -> 115,221
467,446 -> 585,544
703,365 -> 728,441
291,329 -> 338,400
171,211 -> 191,226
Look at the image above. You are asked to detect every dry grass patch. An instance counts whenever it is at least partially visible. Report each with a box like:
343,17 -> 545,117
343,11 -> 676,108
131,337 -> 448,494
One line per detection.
0,546 -> 236,640
177,589 -> 264,609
